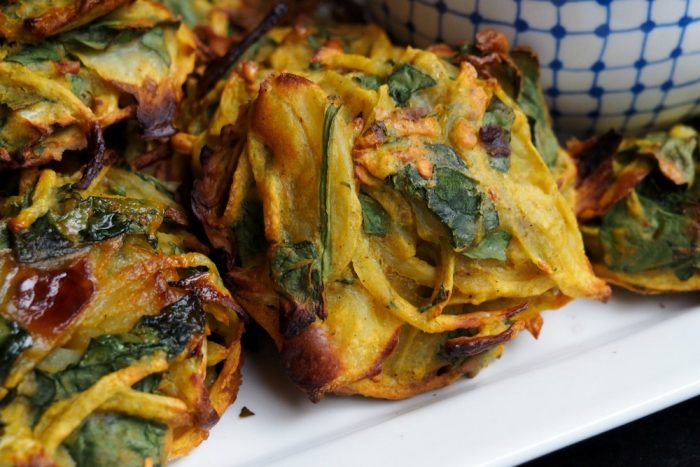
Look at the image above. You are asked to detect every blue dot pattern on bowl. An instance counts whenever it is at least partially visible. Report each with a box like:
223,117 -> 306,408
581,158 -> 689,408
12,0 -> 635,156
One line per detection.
369,0 -> 700,134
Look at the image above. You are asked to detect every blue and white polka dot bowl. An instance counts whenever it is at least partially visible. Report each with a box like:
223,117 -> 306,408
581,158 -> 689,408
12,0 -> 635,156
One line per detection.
369,0 -> 700,134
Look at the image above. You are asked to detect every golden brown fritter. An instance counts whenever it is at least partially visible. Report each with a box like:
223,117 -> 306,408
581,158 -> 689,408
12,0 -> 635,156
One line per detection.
0,0 -> 196,173
191,24 -> 608,401
573,124 -> 700,293
0,167 -> 243,466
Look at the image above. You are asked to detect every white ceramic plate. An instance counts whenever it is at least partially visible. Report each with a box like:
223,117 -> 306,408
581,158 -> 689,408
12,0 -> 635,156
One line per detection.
177,290 -> 700,467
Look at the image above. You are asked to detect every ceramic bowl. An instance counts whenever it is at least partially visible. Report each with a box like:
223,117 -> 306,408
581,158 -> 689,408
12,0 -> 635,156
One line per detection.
368,0 -> 700,134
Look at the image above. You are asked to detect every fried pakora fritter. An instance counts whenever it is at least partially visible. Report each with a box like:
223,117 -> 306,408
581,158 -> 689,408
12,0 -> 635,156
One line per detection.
191,24 -> 608,400
573,124 -> 700,293
0,167 -> 243,466
0,0 -> 196,172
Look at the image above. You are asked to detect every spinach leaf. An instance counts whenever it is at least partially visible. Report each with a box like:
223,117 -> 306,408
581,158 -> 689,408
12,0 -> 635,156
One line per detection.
0,388 -> 17,409
512,51 -> 559,168
5,43 -> 61,65
37,294 -> 203,402
140,27 -> 171,66
0,317 -> 32,384
481,197 -> 500,232
271,242 -> 325,336
133,374 -> 162,394
431,167 -> 482,247
419,284 -> 449,312
392,143 -> 496,251
599,194 -> 698,279
233,200 -> 267,264
62,26 -> 118,50
68,74 -> 93,106
482,97 -> 515,134
13,196 -> 161,263
479,96 -> 515,172
353,75 -> 382,91
307,35 -> 321,50
307,30 -> 331,51
133,172 -> 177,201
434,285 -> 448,303
28,371 -> 56,424
136,294 -> 204,358
161,0 -> 203,27
79,197 -> 160,242
271,242 -> 322,310
111,29 -> 144,47
14,215 -> 85,263
463,230 -> 512,261
0,221 -> 9,250
3,187 -> 34,216
636,173 -> 699,215
359,193 -> 389,236
387,64 -> 437,107
63,413 -> 166,467
320,104 -> 341,279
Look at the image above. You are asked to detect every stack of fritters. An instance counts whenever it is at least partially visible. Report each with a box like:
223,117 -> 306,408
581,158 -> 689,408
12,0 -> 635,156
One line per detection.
1,0 -> 693,464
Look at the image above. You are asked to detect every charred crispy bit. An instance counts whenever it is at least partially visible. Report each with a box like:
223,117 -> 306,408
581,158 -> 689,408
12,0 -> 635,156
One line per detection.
479,125 -> 510,157
131,143 -> 171,170
452,34 -> 563,172
575,124 -> 700,293
191,125 -> 245,258
457,30 -> 521,98
191,23 -> 607,401
281,325 -> 341,402
169,270 -> 246,320
355,122 -> 388,149
569,130 -> 647,220
444,328 -> 514,359
132,80 -> 180,139
572,130 -> 624,186
73,122 -> 106,190
0,166 -> 244,466
576,155 -> 653,221
475,28 -> 510,55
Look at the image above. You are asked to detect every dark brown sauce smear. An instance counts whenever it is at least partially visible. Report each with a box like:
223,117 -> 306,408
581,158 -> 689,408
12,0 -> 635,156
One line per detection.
12,258 -> 95,338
